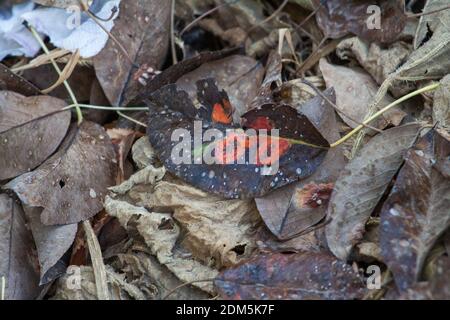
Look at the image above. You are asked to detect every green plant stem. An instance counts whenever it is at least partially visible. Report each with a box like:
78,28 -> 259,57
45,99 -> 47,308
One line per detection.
29,27 -> 83,125
64,104 -> 148,111
329,83 -> 440,148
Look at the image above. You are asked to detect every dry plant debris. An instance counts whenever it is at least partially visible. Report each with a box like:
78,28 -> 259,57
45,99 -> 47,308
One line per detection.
0,0 -> 449,301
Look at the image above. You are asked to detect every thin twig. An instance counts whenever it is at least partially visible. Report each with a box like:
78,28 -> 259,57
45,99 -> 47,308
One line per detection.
170,0 -> 178,64
163,278 -> 216,300
63,104 -> 148,111
180,1 -> 239,36
41,49 -> 80,94
329,83 -> 440,148
83,220 -> 110,300
245,0 -> 289,39
29,27 -> 83,125
406,4 -> 450,18
117,111 -> 147,127
85,10 -> 137,67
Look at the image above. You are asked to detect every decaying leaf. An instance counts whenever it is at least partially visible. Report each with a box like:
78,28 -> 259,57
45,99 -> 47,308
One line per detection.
256,89 -> 345,239
215,251 -> 366,300
314,0 -> 406,44
104,196 -> 218,293
175,55 -> 264,121
147,78 -> 329,199
0,92 -> 71,181
24,206 -> 77,284
380,129 -> 450,292
433,75 -> 450,128
336,37 -> 413,97
319,59 -> 405,130
414,0 -> 450,49
93,0 -> 171,106
326,124 -> 421,260
5,121 -> 117,225
0,194 -> 40,300
0,63 -> 40,96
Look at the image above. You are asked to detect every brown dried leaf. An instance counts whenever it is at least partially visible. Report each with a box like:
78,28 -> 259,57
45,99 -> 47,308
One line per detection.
93,0 -> 171,106
0,194 -> 40,300
336,37 -> 413,97
0,64 -> 40,96
380,129 -> 450,292
314,0 -> 406,44
24,206 -> 77,284
256,89 -> 345,239
175,55 -> 264,120
0,92 -> 71,181
215,251 -> 366,300
5,121 -> 117,225
32,0 -> 80,8
319,59 -> 405,130
326,124 -> 421,260
414,0 -> 450,49
433,75 -> 450,128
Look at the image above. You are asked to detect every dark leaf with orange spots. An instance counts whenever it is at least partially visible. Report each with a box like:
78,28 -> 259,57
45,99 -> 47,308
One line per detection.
215,251 -> 366,300
146,78 -> 329,199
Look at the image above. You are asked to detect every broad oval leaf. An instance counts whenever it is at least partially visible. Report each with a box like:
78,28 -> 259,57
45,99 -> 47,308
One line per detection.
326,123 -> 421,260
380,129 -> 450,292
5,121 -> 117,225
0,92 -> 71,180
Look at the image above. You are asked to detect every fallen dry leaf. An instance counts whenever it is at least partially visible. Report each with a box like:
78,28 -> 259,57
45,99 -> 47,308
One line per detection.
24,206 -> 77,284
314,0 -> 406,44
319,59 -> 405,130
380,129 -> 450,292
93,0 -> 171,106
0,63 -> 40,96
215,251 -> 366,300
326,123 -> 421,260
175,54 -> 264,121
433,75 -> 450,128
0,91 -> 70,180
5,121 -> 117,225
0,194 -> 40,300
256,88 -> 345,239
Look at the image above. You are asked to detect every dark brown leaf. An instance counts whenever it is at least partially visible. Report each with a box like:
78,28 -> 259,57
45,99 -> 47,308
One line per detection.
256,88 -> 345,239
0,92 -> 71,181
23,206 -> 77,284
314,0 -> 406,44
215,251 -> 366,300
380,129 -> 450,292
5,121 -> 117,225
0,63 -> 40,96
326,124 -> 421,260
93,0 -> 171,106
0,194 -> 40,300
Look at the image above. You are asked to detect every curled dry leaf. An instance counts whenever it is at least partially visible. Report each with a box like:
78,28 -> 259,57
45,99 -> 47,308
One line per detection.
93,0 -> 171,106
0,92 -> 70,181
5,121 -> 117,225
215,251 -> 366,300
0,194 -> 40,300
256,89 -> 345,240
319,59 -> 405,130
104,196 -> 218,293
380,129 -> 450,292
23,206 -> 77,284
314,0 -> 406,44
326,124 -> 421,261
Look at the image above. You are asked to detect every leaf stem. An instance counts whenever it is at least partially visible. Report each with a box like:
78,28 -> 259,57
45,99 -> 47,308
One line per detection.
29,27 -> 83,125
63,104 -> 148,111
329,83 -> 439,148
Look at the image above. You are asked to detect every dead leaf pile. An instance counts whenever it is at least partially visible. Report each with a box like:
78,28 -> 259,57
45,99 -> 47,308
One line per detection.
0,0 -> 449,301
